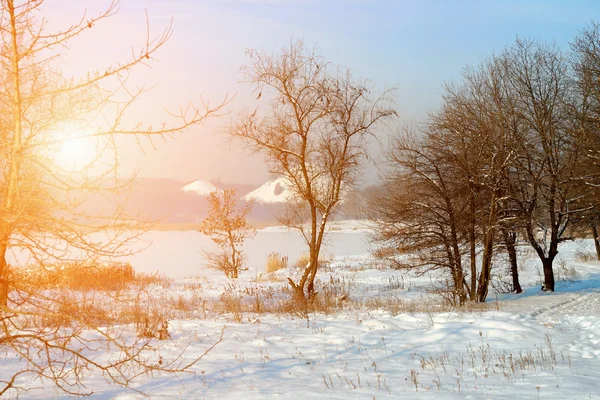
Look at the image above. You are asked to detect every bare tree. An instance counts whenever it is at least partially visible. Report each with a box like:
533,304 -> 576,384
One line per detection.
0,0 -> 228,396
371,127 -> 470,305
570,21 -> 600,261
199,189 -> 255,279
432,56 -> 520,301
502,39 -> 582,292
372,54 -> 521,303
375,39 -> 585,297
228,39 -> 396,306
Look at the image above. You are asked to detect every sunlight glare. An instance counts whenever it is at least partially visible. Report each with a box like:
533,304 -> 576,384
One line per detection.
55,136 -> 97,172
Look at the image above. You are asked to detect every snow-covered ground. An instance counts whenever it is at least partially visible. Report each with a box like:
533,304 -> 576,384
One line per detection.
3,223 -> 600,399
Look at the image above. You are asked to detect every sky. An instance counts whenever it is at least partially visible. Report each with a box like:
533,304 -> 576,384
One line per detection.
46,0 -> 600,185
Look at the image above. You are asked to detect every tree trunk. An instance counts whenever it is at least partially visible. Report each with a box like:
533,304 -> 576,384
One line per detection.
469,191 -> 477,300
468,233 -> 477,300
449,244 -> 467,306
525,220 -> 557,293
476,234 -> 494,302
0,277 -> 7,309
287,277 -> 308,317
592,225 -> 600,261
307,212 -> 330,299
0,0 -> 21,310
306,265 -> 316,296
503,229 -> 522,294
306,248 -> 318,297
455,267 -> 467,306
288,254 -> 314,314
476,194 -> 499,303
542,257 -> 555,292
0,251 -> 8,309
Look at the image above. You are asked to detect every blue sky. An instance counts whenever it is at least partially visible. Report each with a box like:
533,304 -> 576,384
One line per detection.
198,0 -> 595,118
51,0 -> 600,184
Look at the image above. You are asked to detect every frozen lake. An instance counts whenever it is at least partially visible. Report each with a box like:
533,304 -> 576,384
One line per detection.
124,228 -> 372,278
6,222 -> 374,278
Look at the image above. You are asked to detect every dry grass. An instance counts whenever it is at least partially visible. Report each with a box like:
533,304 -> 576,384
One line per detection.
555,256 -> 580,282
575,248 -> 597,262
32,291 -> 114,329
266,252 -> 288,273
294,254 -> 311,269
409,331 -> 570,391
372,246 -> 398,259
207,273 -> 493,322
4,262 -> 175,339
4,254 -> 501,335
129,303 -> 171,340
7,274 -> 175,340
9,262 -> 168,292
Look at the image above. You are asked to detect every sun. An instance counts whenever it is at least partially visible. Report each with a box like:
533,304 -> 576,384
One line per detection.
55,136 -> 98,172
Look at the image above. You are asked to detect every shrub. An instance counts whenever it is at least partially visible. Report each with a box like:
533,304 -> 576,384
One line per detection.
8,262 -> 171,297
132,306 -> 171,340
11,262 -> 138,292
266,252 -> 288,273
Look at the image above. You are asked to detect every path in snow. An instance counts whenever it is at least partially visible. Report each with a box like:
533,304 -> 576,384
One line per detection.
501,274 -> 600,386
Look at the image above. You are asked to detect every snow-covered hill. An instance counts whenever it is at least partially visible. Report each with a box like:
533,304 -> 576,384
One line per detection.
181,180 -> 220,196
243,176 -> 358,208
242,177 -> 295,204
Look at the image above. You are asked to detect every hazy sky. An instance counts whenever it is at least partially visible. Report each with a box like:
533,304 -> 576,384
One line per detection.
48,0 -> 600,185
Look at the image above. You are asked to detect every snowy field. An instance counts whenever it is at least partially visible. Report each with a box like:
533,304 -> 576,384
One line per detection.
3,221 -> 600,399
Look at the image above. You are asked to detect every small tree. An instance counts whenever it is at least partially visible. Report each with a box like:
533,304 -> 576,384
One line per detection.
371,127 -> 470,305
229,39 -> 396,306
199,189 -> 255,279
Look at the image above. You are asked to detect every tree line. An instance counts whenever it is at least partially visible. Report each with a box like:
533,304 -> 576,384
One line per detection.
371,24 -> 600,304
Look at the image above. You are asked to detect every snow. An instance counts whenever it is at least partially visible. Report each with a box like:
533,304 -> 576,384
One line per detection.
181,180 -> 219,196
242,177 -> 294,204
3,227 -> 600,399
242,175 -> 351,205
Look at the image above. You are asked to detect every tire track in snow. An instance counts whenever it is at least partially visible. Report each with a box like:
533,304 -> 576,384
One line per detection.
528,292 -> 594,319
529,292 -> 600,360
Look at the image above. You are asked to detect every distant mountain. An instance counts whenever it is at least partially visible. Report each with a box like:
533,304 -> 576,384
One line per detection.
181,180 -> 219,196
243,177 -> 295,204
241,176 -> 370,221
77,176 -> 372,227
176,179 -> 278,224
